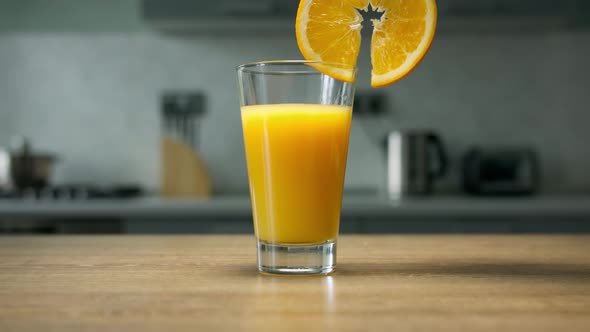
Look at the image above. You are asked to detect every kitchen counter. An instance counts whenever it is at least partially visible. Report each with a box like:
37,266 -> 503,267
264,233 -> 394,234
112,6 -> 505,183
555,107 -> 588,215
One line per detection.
0,235 -> 589,331
1,195 -> 590,219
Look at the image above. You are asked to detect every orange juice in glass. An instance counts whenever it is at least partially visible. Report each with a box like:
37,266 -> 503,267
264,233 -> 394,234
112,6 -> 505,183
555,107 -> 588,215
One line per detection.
237,61 -> 356,275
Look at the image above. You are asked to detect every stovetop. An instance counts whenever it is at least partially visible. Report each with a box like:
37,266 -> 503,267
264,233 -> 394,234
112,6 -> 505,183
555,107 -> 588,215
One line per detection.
0,185 -> 143,200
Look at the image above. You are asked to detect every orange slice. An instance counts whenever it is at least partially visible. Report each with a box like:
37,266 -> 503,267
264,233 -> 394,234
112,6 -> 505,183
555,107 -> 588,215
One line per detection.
296,0 -> 437,87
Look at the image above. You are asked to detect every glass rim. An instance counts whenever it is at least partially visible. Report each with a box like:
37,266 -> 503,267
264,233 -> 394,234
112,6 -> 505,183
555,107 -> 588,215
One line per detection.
236,60 -> 357,75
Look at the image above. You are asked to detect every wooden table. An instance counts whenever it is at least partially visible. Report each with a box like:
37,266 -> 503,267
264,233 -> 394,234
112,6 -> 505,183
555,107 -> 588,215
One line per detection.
1,235 -> 589,331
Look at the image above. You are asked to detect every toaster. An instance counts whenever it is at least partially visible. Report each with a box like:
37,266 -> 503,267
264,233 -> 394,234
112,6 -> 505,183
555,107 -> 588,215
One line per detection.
462,147 -> 540,196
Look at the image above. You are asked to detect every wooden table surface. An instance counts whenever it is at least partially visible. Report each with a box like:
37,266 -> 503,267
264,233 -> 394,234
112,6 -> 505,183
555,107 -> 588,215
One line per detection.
1,235 -> 589,331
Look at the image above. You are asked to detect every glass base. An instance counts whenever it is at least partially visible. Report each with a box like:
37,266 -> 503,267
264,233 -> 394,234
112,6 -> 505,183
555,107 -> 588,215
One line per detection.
257,240 -> 336,275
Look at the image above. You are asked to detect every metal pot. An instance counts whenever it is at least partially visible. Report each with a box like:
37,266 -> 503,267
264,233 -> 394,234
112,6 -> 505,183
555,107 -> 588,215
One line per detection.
0,138 -> 57,190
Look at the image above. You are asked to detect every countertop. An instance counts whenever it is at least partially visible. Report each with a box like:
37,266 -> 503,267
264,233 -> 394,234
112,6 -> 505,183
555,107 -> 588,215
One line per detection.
1,235 -> 589,331
1,195 -> 590,219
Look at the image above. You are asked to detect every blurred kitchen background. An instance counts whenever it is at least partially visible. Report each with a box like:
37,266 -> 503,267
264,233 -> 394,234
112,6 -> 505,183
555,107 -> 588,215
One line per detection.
1,0 -> 589,234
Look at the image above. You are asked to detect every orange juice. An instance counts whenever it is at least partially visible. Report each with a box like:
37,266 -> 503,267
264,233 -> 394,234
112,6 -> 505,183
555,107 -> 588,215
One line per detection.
241,103 -> 352,244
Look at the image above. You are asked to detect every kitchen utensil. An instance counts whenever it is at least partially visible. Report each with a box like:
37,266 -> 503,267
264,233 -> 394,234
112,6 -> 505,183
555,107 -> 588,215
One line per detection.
385,130 -> 448,198
462,147 -> 539,196
161,92 -> 210,197
0,137 -> 58,190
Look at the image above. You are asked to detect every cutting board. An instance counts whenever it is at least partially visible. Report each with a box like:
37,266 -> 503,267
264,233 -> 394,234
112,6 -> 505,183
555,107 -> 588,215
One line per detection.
161,136 -> 211,197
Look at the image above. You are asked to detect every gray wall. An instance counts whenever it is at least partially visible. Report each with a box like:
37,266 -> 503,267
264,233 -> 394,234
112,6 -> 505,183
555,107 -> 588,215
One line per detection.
0,1 -> 589,194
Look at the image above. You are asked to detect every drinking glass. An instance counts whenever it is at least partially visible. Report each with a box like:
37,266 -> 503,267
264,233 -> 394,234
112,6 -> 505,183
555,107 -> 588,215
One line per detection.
237,60 -> 356,275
